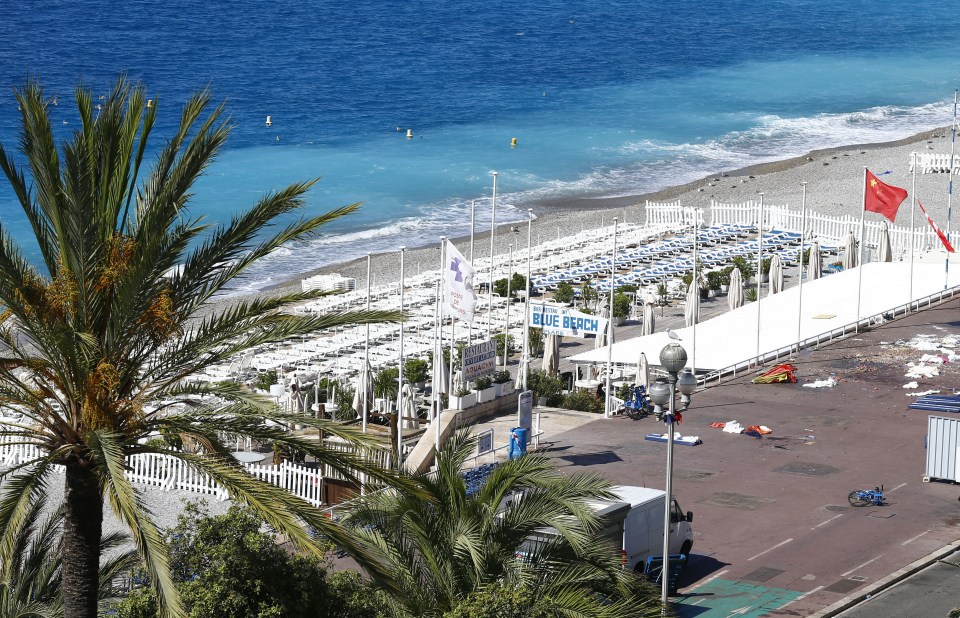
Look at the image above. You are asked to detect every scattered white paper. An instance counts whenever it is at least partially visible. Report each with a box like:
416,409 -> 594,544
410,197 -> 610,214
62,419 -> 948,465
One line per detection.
902,381 -> 919,389
803,378 -> 837,388
907,389 -> 941,397
920,354 -> 946,365
905,365 -> 939,379
722,421 -> 744,434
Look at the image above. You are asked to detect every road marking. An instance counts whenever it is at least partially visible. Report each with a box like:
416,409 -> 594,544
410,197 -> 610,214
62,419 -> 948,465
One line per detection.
778,585 -> 825,609
748,538 -> 794,561
685,569 -> 729,591
726,605 -> 755,617
888,482 -> 908,492
811,514 -> 843,530
841,554 -> 883,577
901,530 -> 930,546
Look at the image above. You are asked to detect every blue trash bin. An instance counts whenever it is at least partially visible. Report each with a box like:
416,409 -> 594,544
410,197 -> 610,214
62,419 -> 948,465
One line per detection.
508,427 -> 529,459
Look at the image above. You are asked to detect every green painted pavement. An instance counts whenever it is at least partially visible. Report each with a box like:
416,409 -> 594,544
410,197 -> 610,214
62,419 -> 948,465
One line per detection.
673,579 -> 804,617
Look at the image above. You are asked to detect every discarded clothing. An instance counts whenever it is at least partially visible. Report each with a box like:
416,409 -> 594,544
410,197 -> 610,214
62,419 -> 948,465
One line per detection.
803,378 -> 837,388
752,363 -> 798,384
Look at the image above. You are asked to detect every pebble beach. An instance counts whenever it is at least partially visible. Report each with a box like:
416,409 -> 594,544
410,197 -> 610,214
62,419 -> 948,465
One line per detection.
257,126 -> 957,299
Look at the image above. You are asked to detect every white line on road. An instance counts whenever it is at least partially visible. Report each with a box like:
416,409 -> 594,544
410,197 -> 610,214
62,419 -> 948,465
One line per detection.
888,482 -> 908,492
748,538 -> 794,561
686,569 -> 729,592
901,531 -> 930,546
841,554 -> 883,577
811,514 -> 843,530
778,585 -> 825,609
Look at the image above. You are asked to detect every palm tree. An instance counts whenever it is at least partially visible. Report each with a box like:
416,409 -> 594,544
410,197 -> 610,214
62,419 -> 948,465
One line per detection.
0,78 -> 406,618
0,495 -> 135,617
343,430 -> 663,617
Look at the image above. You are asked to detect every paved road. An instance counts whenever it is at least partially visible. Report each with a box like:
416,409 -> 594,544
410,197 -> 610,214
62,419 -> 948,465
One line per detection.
538,297 -> 960,616
835,550 -> 960,618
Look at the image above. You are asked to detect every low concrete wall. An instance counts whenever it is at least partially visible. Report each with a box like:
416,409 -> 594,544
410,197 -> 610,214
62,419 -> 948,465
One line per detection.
455,391 -> 519,426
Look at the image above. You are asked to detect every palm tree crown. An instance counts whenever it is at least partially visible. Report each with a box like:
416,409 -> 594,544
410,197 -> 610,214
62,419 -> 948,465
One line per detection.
0,78 -> 402,618
344,430 -> 663,617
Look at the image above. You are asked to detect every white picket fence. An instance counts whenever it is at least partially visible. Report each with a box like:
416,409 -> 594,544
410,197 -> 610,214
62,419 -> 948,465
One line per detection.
0,439 -> 326,507
645,200 -> 703,228
711,201 -> 960,257
909,152 -> 960,174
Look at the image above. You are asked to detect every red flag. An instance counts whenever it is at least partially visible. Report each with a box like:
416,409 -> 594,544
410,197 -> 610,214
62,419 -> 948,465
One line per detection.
917,200 -> 955,253
864,170 -> 908,222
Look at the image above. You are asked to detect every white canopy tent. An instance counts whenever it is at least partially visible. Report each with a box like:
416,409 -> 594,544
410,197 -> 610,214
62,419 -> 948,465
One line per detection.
571,261 -> 960,373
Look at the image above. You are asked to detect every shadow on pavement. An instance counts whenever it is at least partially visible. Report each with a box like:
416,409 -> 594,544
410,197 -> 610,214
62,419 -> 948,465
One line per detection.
558,450 -> 623,466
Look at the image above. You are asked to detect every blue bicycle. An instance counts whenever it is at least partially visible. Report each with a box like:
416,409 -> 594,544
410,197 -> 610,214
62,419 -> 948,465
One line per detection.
620,384 -> 654,420
848,485 -> 885,507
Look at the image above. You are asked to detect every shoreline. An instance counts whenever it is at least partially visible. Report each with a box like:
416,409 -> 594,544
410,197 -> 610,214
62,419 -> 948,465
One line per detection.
252,125 -> 950,299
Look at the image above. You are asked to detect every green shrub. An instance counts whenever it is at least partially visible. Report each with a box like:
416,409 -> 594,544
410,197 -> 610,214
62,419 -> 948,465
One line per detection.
253,369 -> 278,391
528,327 -> 544,357
494,333 -> 515,357
403,358 -> 430,384
474,375 -> 493,390
705,270 -> 722,290
562,390 -> 602,414
553,281 -> 574,304
374,367 -> 399,399
617,284 -> 638,294
744,287 -> 758,302
731,255 -> 755,280
493,370 -> 512,384
526,370 -> 564,401
612,292 -> 632,319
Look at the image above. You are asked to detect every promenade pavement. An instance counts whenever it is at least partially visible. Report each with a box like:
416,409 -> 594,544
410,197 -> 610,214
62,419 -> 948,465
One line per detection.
485,295 -> 960,617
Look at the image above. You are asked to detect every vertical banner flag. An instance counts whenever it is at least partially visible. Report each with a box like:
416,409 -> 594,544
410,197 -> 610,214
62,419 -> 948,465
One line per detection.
864,169 -> 908,222
444,240 -> 477,322
918,200 -> 956,252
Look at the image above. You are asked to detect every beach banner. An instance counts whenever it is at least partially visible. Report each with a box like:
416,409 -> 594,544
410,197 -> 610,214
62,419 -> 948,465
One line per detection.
463,339 -> 497,380
443,240 -> 478,322
918,200 -> 955,252
529,303 -> 608,339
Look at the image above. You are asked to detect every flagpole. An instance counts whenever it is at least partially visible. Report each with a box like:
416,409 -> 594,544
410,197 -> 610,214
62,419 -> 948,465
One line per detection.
397,247 -> 406,463
522,209 -> 533,391
436,238 -> 446,451
910,157 -> 917,310
604,217 -> 618,419
796,183 -> 807,355
755,193 -> 764,363
947,90 -> 957,290
691,208 -> 698,375
363,253 -> 371,433
856,168 -> 867,332
504,244 -> 513,371
469,199 -> 476,346
487,172 -> 498,341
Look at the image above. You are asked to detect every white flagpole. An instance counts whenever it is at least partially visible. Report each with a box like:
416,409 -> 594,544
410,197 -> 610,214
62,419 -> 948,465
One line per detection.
449,319 -> 455,399
435,239 -> 446,451
755,193 -> 764,363
856,168 -> 867,331
487,172 -> 498,341
431,279 -> 440,422
604,217 -> 618,418
522,209 -> 533,390
796,183 -> 807,355
397,247 -> 406,462
504,243 -> 513,371
468,199 -> 476,346
910,159 -> 917,310
947,91 -> 958,289
363,253 -> 371,433
691,209 -> 698,374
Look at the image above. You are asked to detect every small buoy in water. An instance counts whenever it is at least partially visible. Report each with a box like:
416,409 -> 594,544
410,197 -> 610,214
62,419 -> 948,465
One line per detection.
511,137 -> 518,147
265,115 -> 272,127
146,99 -> 153,108
406,128 -> 413,139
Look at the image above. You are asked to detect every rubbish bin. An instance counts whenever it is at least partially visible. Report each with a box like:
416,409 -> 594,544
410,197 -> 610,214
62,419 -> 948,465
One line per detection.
508,427 -> 529,459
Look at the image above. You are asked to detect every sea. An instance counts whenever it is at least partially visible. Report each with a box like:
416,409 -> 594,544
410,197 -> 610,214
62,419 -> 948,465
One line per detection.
1,0 -> 958,294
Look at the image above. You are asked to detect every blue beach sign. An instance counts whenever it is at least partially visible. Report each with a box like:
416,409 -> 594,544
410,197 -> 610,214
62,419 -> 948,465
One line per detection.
530,304 -> 608,338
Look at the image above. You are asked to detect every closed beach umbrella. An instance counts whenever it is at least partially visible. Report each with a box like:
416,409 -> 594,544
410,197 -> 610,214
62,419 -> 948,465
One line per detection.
636,352 -> 650,388
642,300 -> 655,336
768,254 -> 784,296
728,267 -> 744,310
843,231 -> 858,270
542,333 -> 560,376
351,361 -> 373,421
807,241 -> 822,280
400,383 -> 418,429
452,369 -> 465,394
877,223 -> 893,262
436,354 -> 450,395
684,283 -> 699,326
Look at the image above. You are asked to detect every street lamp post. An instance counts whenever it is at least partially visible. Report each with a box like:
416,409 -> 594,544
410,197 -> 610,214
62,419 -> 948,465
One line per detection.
648,344 -> 697,611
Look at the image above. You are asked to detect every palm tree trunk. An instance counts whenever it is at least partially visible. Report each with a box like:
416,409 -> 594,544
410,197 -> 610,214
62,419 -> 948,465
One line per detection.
62,464 -> 103,618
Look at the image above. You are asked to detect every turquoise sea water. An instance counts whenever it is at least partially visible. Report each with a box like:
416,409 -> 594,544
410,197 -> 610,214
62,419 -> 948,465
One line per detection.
1,0 -> 958,291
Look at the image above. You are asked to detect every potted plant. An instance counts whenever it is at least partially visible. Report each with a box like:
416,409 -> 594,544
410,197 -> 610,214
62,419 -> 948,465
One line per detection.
403,358 -> 430,390
493,369 -> 514,397
450,385 -> 475,410
553,281 -> 574,305
730,255 -> 755,282
744,287 -> 758,303
705,271 -> 722,298
719,266 -> 733,293
474,375 -> 497,403
527,370 -> 564,407
612,292 -> 632,325
494,333 -> 515,365
759,257 -> 772,283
